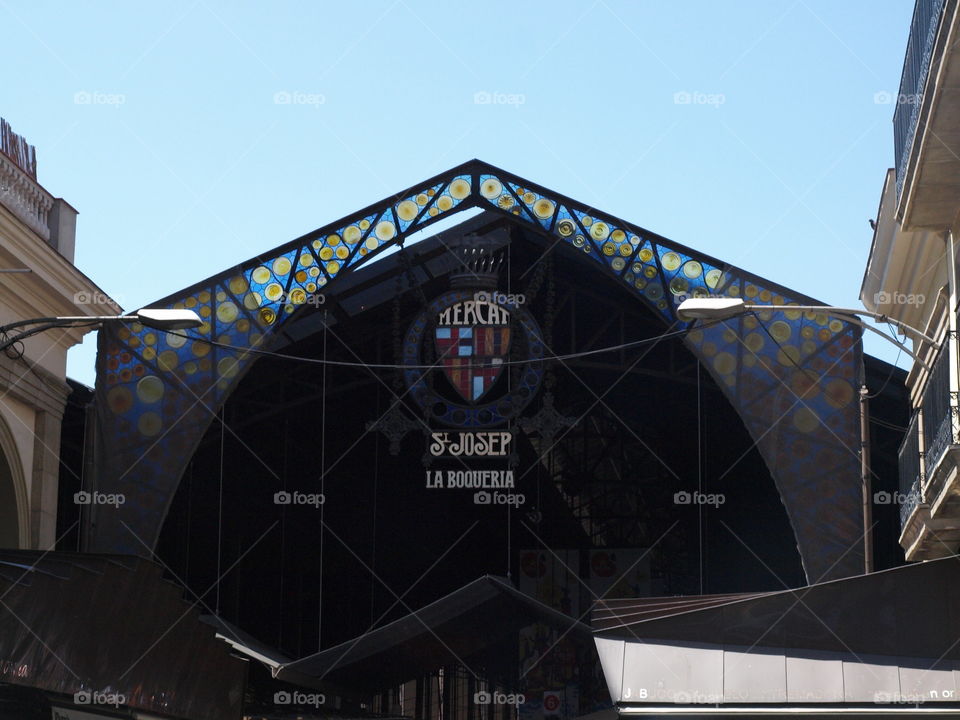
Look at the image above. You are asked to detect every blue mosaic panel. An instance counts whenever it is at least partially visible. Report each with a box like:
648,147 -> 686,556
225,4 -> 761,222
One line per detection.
93,160 -> 863,581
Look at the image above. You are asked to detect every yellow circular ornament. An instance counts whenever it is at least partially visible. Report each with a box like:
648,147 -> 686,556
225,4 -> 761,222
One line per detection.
591,222 -> 610,241
449,178 -> 471,199
397,200 -> 418,221
272,257 -> 291,276
480,179 -> 502,199
375,220 -> 396,241
343,226 -> 361,244
533,198 -> 555,219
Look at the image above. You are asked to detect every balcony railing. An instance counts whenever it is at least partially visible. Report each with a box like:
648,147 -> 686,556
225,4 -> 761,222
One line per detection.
0,150 -> 53,241
894,0 -> 947,197
899,411 -> 923,496
921,339 -> 955,473
900,479 -> 922,528
899,412 -> 923,527
898,337 -> 960,532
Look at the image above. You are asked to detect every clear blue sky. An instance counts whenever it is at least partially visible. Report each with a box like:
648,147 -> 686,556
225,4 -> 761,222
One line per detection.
1,0 -> 914,385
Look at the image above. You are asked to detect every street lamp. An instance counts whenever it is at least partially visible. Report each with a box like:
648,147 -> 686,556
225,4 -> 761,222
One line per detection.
677,297 -> 936,366
0,307 -> 202,554
676,297 -> 935,575
0,308 -> 203,354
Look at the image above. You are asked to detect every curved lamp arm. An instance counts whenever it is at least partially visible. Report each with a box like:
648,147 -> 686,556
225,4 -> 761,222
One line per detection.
0,309 -> 203,355
677,298 -> 936,370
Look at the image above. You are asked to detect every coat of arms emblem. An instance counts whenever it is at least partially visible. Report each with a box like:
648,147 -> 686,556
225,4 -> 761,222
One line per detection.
434,296 -> 511,402
398,237 -> 545,430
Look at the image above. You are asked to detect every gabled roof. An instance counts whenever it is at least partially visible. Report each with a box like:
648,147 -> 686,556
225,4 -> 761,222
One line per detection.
91,159 -> 866,584
203,575 -> 590,693
274,575 -> 589,690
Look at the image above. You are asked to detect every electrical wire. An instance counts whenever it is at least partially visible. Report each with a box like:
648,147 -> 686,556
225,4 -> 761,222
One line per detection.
865,321 -> 907,400
871,417 -> 908,432
162,319 -> 732,371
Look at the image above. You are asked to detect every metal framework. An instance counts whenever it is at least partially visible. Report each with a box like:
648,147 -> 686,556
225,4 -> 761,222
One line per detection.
92,159 -> 865,581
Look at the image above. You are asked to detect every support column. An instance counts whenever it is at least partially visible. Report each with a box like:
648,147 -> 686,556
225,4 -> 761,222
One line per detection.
0,353 -> 70,550
860,384 -> 872,574
29,408 -> 63,549
947,230 -> 959,447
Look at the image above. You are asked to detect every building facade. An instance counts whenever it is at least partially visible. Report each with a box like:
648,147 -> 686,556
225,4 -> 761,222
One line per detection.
0,118 -> 119,550
861,0 -> 960,560
72,158 -> 907,719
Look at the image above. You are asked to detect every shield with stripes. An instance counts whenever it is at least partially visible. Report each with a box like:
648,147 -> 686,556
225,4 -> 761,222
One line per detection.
435,302 -> 511,403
